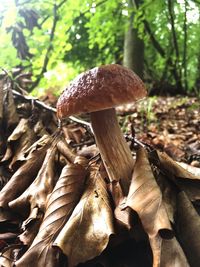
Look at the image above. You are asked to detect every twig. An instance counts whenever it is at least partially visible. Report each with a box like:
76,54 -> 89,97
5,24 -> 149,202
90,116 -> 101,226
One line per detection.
12,89 -> 93,131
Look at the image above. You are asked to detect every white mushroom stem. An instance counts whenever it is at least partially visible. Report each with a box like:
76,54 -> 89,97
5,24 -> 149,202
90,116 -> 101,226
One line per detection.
91,108 -> 134,195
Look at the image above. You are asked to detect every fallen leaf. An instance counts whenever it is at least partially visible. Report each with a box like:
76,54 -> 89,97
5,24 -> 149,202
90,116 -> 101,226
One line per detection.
0,245 -> 23,267
152,171 -> 177,224
56,136 -> 76,163
0,80 -> 3,120
150,235 -> 189,267
126,148 -> 173,238
175,191 -> 200,266
156,151 -> 200,202
126,148 -> 174,265
77,144 -> 99,159
9,141 -> 58,215
0,247 -> 13,267
9,139 -> 59,246
1,118 -> 37,169
0,166 -> 12,191
108,180 -> 132,229
15,159 -> 87,266
158,151 -> 200,180
0,135 -> 52,210
53,163 -> 115,267
0,81 -> 4,158
4,84 -> 19,127
176,161 -> 200,177
63,124 -> 86,144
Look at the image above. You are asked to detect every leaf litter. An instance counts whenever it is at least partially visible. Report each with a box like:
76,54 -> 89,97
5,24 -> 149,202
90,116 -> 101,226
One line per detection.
0,79 -> 200,266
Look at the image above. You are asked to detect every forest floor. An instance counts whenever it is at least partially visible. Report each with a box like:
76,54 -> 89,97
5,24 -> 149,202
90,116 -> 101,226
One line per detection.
0,89 -> 200,266
116,96 -> 200,165
44,93 -> 200,164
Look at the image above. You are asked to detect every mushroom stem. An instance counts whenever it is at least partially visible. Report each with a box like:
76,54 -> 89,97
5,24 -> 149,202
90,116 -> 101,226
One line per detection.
91,108 -> 134,195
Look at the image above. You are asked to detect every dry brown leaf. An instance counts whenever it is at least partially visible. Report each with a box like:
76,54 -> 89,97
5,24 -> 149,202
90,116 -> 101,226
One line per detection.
157,151 -> 200,201
0,82 -> 3,157
1,118 -> 37,169
150,235 -> 189,267
77,144 -> 99,159
0,247 -> 13,267
4,86 -> 19,127
23,134 -> 50,158
158,151 -> 200,179
18,208 -> 43,246
176,161 -> 200,177
125,148 -> 174,266
9,140 -> 59,243
175,191 -> 200,266
152,172 -> 177,224
126,148 -> 172,238
0,135 -> 52,210
0,81 -> 3,120
0,245 -> 22,267
0,166 -> 12,191
33,120 -> 49,137
56,137 -> 76,163
108,180 -> 132,229
53,164 -> 114,267
15,160 -> 87,267
63,124 -> 86,144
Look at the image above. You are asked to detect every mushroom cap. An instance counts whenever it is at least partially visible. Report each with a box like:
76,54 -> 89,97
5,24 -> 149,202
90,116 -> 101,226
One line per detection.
57,64 -> 147,118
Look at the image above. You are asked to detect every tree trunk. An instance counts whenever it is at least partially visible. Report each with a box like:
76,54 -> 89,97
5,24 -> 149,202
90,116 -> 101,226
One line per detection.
123,0 -> 144,79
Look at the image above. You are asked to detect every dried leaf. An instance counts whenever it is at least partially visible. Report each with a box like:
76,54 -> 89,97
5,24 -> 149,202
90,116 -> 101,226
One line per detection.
0,135 -> 52,209
9,141 -> 59,245
77,144 -> 99,159
152,172 -> 177,224
176,161 -> 200,177
15,160 -> 87,267
53,164 -> 114,267
63,124 -> 86,144
150,235 -> 189,267
175,191 -> 200,266
9,142 -> 58,214
157,151 -> 200,201
0,232 -> 18,240
1,118 -> 37,169
158,151 -> 200,180
0,82 -> 3,154
0,247 -> 13,267
33,120 -> 49,137
126,148 -> 173,239
56,137 -> 76,163
18,208 -> 43,246
5,85 -> 19,127
0,245 -> 23,267
0,81 -> 3,120
0,166 -> 12,191
108,180 -> 132,229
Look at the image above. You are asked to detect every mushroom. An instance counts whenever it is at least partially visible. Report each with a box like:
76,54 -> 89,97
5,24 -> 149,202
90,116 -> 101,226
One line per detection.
57,64 -> 146,195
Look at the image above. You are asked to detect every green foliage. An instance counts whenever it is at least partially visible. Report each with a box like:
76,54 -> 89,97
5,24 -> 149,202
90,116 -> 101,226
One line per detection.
0,0 -> 199,95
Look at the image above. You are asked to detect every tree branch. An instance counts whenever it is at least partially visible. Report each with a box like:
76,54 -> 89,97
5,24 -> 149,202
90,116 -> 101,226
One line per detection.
30,3 -> 59,90
167,0 -> 183,91
132,0 -> 165,57
167,0 -> 180,65
12,89 -> 92,131
30,0 -> 108,91
182,0 -> 188,91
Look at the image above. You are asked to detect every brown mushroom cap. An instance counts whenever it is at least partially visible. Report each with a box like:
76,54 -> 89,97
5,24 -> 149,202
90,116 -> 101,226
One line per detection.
57,64 -> 147,119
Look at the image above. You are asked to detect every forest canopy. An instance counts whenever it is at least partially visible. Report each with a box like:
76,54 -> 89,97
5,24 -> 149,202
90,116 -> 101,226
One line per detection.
0,0 -> 199,96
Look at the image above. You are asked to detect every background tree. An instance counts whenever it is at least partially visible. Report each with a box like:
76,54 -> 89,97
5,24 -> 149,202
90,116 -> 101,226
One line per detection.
0,0 -> 199,95
123,0 -> 144,79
